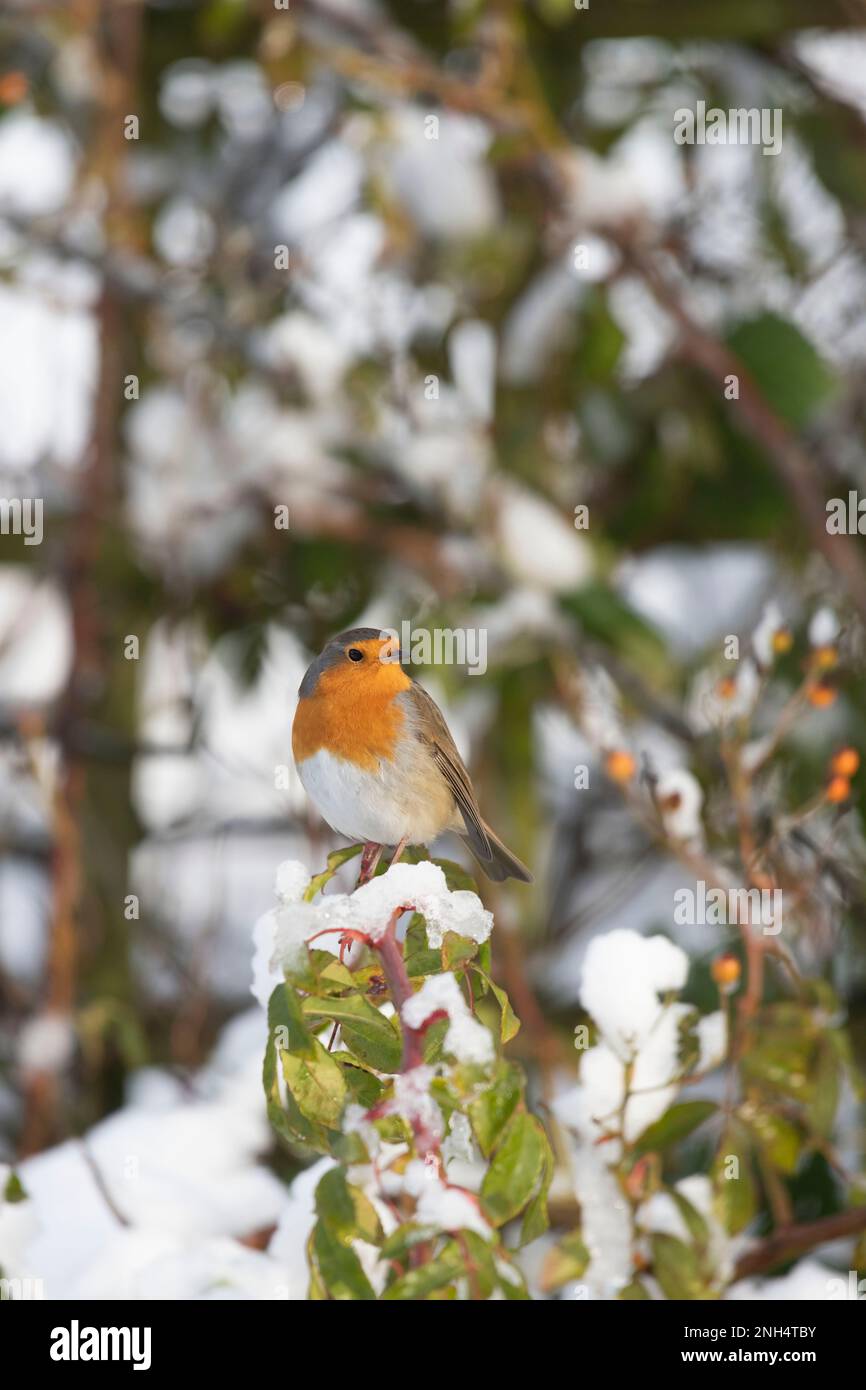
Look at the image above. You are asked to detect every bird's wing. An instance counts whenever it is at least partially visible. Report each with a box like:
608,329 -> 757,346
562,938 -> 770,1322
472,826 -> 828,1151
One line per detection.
403,681 -> 493,860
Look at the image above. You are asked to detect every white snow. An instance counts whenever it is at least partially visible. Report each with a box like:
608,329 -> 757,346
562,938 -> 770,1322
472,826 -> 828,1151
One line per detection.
402,972 -> 494,1067
0,571 -> 73,705
580,929 -> 688,1062
274,859 -> 311,906
495,482 -> 592,593
689,660 -> 760,731
386,110 -> 499,240
0,113 -> 75,217
385,1066 -> 444,1143
12,1014 -> 287,1299
448,319 -> 497,424
266,861 -> 492,973
16,1012 -> 75,1075
656,768 -> 704,842
809,606 -> 840,647
727,1257 -> 845,1301
552,929 -> 732,1295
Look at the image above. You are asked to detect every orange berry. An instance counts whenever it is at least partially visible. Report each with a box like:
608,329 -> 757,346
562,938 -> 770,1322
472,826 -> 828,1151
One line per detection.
826,776 -> 852,805
812,645 -> 838,671
716,676 -> 737,699
809,683 -> 837,708
831,748 -> 859,778
605,749 -> 637,784
771,629 -> 793,654
0,72 -> 28,106
711,954 -> 741,990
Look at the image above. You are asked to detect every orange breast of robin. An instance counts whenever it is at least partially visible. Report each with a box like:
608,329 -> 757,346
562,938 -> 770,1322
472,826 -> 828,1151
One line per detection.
292,654 -> 412,771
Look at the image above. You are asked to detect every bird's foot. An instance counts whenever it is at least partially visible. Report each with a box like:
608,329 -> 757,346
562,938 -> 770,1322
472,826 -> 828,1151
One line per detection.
357,841 -> 384,886
388,835 -> 409,870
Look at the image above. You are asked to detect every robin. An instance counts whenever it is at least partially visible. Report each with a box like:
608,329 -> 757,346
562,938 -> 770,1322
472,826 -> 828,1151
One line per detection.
292,627 -> 532,884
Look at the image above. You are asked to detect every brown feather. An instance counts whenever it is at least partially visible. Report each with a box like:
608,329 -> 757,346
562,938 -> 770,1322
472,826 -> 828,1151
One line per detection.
402,682 -> 495,861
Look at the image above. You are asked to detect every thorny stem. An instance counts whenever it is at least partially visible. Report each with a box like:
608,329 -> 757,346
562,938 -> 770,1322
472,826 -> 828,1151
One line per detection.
374,906 -> 424,1071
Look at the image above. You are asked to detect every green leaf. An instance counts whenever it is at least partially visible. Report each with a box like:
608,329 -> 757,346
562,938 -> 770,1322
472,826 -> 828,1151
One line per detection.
403,913 -> 442,978
304,844 -> 363,901
651,1233 -> 715,1301
264,984 -> 335,1153
421,1013 -> 449,1065
380,1224 -> 431,1262
470,963 -> 521,1044
712,1132 -> 758,1236
559,581 -> 666,668
575,288 -> 626,382
741,1014 -> 814,1098
676,1009 -> 702,1076
302,994 -> 402,1073
267,981 -> 348,1129
315,1167 -> 383,1245
333,1055 -> 386,1108
311,1219 -> 376,1301
487,975 -> 520,1044
521,1128 -> 554,1245
468,1062 -> 523,1157
477,940 -> 492,982
307,1231 -> 328,1300
441,932 -> 480,972
382,1246 -> 464,1300
267,979 -> 313,1058
315,956 -> 357,993
481,1112 -> 547,1227
541,1230 -> 590,1291
315,1166 -> 356,1234
809,1041 -> 841,1139
459,1230 -> 502,1300
432,858 -> 479,892
670,1189 -> 711,1254
283,949 -> 356,996
400,911 -> 439,978
3,1172 -> 26,1204
633,1101 -> 717,1157
743,1107 -> 802,1175
281,1040 -> 347,1131
619,1277 -> 651,1300
727,313 -> 837,429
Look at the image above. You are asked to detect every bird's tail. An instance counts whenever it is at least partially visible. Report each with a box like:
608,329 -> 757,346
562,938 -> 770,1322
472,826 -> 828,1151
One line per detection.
462,819 -> 533,884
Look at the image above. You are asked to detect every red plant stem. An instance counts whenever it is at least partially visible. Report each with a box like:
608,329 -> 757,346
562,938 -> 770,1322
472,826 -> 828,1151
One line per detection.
371,905 -> 432,1268
357,902 -> 490,1281
374,906 -> 424,1071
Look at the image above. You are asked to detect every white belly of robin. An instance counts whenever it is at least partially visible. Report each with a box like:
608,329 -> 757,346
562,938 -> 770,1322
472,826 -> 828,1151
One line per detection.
296,745 -> 458,847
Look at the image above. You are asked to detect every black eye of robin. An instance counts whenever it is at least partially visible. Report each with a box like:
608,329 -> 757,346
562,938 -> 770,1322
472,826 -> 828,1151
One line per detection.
347,647 -> 364,662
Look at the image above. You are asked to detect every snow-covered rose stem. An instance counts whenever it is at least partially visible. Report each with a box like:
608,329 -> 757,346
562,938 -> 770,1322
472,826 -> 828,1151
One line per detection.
254,852 -> 553,1300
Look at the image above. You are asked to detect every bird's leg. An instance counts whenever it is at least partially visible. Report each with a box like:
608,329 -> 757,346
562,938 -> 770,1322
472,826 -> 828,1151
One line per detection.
357,841 -> 383,886
388,835 -> 409,870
